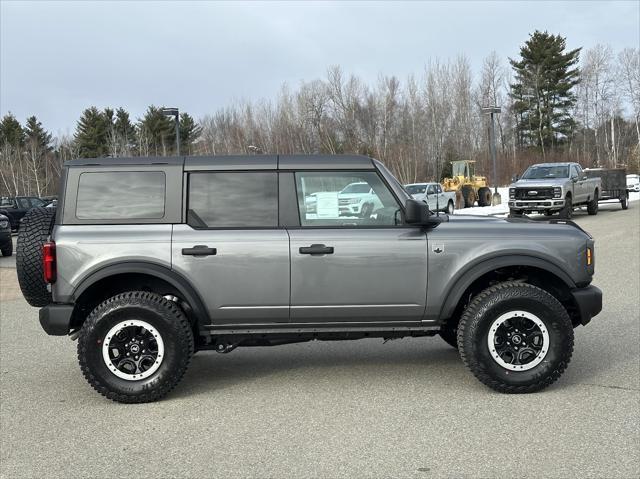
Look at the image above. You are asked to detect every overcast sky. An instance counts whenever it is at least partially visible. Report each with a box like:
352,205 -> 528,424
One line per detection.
1,0 -> 638,137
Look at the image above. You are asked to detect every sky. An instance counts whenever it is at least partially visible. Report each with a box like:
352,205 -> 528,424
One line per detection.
1,0 -> 638,137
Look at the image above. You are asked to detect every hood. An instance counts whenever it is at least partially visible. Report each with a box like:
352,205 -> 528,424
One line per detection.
511,178 -> 566,188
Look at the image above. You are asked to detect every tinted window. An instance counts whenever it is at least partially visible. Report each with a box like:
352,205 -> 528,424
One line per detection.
188,172 -> 277,228
295,171 -> 401,227
76,171 -> 166,220
16,198 -> 30,209
426,185 -> 436,195
405,184 -> 426,195
30,198 -> 46,207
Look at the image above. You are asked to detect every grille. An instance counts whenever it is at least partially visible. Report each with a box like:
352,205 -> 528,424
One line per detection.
514,188 -> 554,200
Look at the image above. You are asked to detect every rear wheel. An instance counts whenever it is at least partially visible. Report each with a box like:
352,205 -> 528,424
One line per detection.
559,195 -> 572,219
455,190 -> 464,209
477,187 -> 492,207
461,185 -> 476,208
78,291 -> 194,403
446,200 -> 454,215
16,207 -> 55,307
458,282 -> 574,393
621,194 -> 628,210
587,192 -> 599,215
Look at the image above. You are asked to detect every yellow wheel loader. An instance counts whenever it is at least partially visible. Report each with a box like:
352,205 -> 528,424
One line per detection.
441,160 -> 492,209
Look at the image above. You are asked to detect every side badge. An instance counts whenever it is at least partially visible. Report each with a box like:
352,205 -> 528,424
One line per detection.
432,244 -> 445,254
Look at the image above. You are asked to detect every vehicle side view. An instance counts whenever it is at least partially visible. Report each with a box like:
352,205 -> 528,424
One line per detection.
508,162 -> 601,218
17,155 -> 602,403
404,182 -> 456,214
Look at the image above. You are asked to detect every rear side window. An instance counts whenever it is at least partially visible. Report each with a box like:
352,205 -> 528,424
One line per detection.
76,171 -> 166,220
187,172 -> 278,228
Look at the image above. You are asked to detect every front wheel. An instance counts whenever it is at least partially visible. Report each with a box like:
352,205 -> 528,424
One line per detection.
587,192 -> 599,215
621,194 -> 628,210
457,282 -> 574,393
78,291 -> 194,403
559,196 -> 573,219
1,241 -> 12,257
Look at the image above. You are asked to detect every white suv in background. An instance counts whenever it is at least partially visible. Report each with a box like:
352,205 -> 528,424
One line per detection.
338,182 -> 384,217
627,174 -> 640,192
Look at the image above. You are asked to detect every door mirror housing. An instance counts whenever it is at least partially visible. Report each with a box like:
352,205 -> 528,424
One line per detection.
512,175 -> 519,182
405,199 -> 440,225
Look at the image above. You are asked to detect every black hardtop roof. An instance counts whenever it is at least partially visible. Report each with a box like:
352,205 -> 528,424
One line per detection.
64,154 -> 376,170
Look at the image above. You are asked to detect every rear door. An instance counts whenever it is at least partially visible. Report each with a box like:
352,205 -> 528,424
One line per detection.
287,169 -> 428,323
172,167 -> 290,325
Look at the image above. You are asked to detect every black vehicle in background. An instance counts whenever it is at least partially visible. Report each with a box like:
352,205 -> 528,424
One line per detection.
0,213 -> 12,256
0,196 -> 47,231
584,168 -> 630,210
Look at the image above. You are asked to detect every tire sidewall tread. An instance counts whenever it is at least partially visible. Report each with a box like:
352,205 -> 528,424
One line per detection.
457,282 -> 574,394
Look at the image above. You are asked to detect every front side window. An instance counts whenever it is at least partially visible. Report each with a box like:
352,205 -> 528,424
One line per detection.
17,198 -> 30,209
405,184 -> 426,196
76,171 -> 166,220
188,172 -> 277,228
426,185 -> 436,195
295,171 -> 401,227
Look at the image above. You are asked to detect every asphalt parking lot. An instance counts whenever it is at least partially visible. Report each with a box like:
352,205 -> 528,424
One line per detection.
1,202 -> 638,479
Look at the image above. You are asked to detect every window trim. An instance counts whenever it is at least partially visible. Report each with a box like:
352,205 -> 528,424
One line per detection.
291,169 -> 410,229
75,170 -> 167,221
185,170 -> 280,230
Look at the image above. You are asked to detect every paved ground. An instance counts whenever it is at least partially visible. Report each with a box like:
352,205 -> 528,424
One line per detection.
1,203 -> 638,478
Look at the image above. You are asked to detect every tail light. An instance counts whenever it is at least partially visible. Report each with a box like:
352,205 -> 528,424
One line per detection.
43,241 -> 56,284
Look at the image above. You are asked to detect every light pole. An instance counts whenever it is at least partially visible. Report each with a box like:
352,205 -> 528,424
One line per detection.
161,107 -> 180,156
482,106 -> 501,205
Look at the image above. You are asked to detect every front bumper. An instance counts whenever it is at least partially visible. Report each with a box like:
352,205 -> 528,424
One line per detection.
508,199 -> 565,210
339,204 -> 362,215
39,304 -> 74,335
571,285 -> 602,326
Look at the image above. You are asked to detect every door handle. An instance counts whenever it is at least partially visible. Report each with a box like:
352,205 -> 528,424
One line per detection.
182,245 -> 217,257
299,244 -> 334,255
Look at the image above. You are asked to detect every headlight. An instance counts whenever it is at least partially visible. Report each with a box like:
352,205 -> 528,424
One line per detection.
553,187 -> 562,198
0,220 -> 8,229
509,188 -> 515,199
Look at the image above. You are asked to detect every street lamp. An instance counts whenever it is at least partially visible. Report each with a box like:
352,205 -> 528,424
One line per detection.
481,106 -> 501,206
161,107 -> 180,156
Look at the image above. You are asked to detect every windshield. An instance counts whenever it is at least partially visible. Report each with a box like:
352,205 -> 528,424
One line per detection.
405,184 -> 426,195
340,183 -> 370,194
521,165 -> 569,180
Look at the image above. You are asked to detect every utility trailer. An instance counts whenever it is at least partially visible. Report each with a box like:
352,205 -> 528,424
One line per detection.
584,168 -> 629,210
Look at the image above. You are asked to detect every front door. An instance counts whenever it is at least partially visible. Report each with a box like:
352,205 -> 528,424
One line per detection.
288,170 -> 428,323
172,171 -> 290,325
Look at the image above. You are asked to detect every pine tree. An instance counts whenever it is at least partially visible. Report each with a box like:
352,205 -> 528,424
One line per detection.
178,112 -> 202,154
24,116 -> 52,151
0,113 -> 25,148
23,116 -> 53,196
138,106 -> 175,156
114,108 -> 136,152
510,31 -> 581,155
75,106 -> 110,158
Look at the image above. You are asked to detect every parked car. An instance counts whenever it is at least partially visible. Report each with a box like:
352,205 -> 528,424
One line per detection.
404,182 -> 456,214
584,168 -> 629,210
0,213 -> 12,257
626,174 -> 640,193
17,154 -> 601,403
337,182 -> 384,217
508,162 -> 601,218
0,196 -> 48,231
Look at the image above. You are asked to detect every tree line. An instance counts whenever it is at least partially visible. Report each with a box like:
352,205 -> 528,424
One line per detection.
1,31 -> 638,197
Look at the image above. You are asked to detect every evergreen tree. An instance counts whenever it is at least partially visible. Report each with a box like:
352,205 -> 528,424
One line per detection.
0,113 -> 25,148
138,106 -> 175,156
24,116 -> 52,151
179,112 -> 202,154
510,31 -> 581,155
114,108 -> 136,151
75,106 -> 110,158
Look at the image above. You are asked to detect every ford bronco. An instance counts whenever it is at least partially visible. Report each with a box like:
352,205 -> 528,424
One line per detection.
17,155 -> 602,403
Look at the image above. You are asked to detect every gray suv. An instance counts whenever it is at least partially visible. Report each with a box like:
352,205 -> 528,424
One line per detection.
16,155 -> 602,403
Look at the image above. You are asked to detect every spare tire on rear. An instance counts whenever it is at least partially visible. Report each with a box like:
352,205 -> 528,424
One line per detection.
17,207 -> 56,307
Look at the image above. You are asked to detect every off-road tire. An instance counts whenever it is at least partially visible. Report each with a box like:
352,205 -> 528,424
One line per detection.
461,185 -> 476,208
621,194 -> 628,210
457,282 -> 574,393
1,240 -> 12,257
455,190 -> 464,209
78,291 -> 194,403
559,195 -> 573,219
477,187 -> 492,207
16,207 -> 55,307
587,192 -> 599,215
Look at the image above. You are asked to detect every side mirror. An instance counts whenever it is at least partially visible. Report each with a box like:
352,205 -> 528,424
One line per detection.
512,175 -> 520,182
405,199 -> 434,225
571,176 -> 578,183
582,175 -> 588,181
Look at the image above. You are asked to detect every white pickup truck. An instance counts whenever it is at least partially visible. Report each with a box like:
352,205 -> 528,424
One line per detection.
509,162 -> 601,218
404,182 -> 456,214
